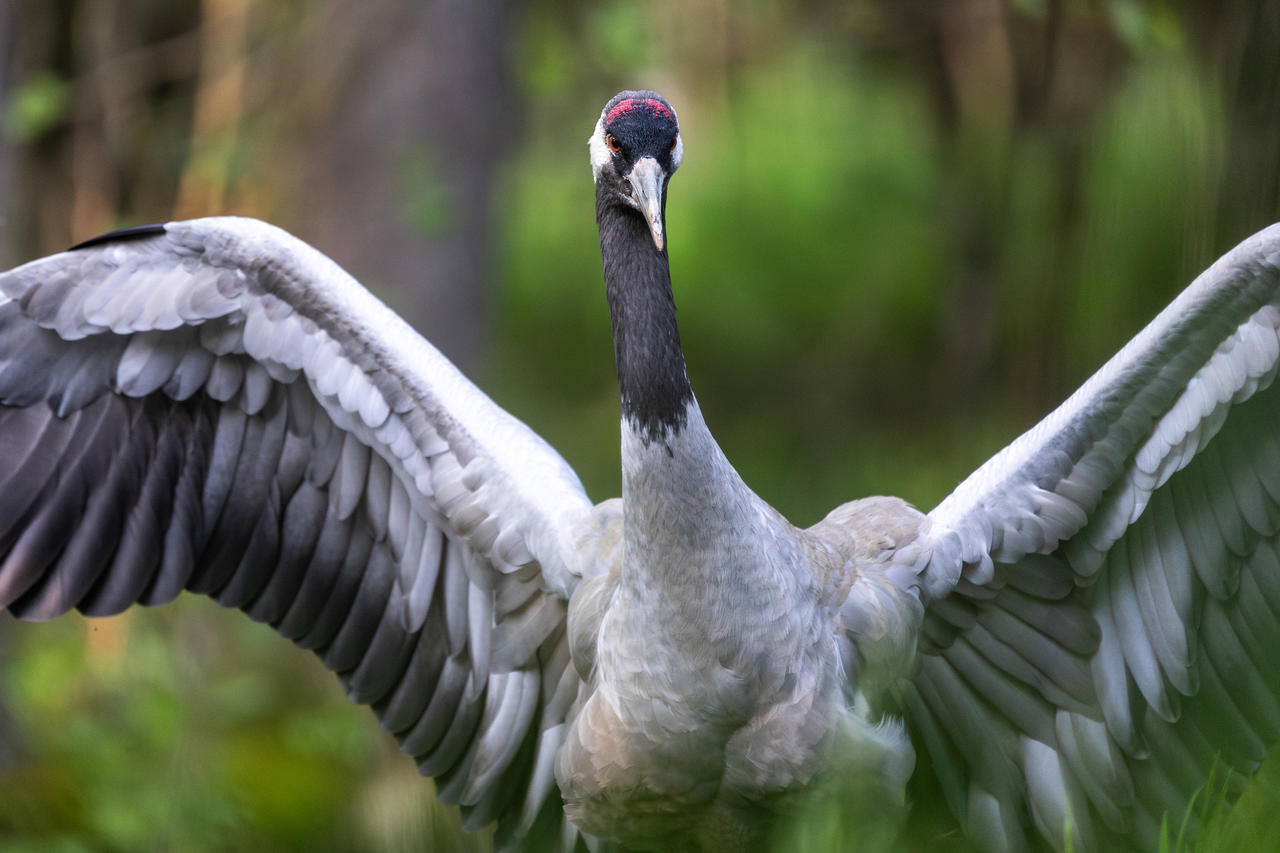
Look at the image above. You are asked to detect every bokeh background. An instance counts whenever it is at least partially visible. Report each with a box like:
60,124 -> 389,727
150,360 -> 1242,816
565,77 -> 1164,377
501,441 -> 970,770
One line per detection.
1,0 -> 1280,849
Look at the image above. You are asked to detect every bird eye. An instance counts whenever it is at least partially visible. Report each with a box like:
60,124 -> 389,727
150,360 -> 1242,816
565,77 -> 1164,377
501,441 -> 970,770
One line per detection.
607,134 -> 622,153
670,137 -> 678,151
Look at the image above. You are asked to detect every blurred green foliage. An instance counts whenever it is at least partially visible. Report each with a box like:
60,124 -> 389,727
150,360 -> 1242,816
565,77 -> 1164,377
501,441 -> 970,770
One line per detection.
3,72 -> 70,142
3,0 -> 1280,850
0,603 -> 384,851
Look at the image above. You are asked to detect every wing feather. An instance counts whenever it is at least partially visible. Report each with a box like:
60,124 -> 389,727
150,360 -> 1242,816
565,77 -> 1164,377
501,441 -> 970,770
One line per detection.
81,407 -> 186,615
1053,711 -> 1132,830
0,217 -> 600,840
900,225 -> 1280,851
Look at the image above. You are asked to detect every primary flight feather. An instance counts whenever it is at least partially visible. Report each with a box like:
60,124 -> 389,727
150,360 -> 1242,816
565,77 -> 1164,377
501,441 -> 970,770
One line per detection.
2,89 -> 1280,851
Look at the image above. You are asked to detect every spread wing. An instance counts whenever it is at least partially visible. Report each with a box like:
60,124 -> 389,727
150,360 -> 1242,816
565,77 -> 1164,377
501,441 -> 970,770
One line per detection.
0,217 -> 597,841
899,224 -> 1280,850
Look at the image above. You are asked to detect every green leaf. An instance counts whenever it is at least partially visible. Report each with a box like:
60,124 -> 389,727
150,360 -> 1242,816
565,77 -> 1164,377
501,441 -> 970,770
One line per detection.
4,72 -> 70,142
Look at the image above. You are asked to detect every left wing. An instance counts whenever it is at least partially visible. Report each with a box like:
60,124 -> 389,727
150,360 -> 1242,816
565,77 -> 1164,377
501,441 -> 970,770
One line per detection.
0,217 -> 600,843
899,224 -> 1280,850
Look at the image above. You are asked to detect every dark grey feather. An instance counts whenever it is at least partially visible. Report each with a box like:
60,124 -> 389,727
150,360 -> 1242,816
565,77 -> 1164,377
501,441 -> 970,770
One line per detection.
318,543 -> 397,672
284,524 -> 370,648
243,479 -> 328,625
400,653 -> 473,758
417,669 -> 486,780
341,592 -> 418,705
376,613 -> 450,735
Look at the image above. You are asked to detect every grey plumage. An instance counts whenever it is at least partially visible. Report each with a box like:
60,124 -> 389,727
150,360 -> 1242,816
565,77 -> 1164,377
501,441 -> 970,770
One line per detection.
2,90 -> 1280,851
0,215 -> 594,847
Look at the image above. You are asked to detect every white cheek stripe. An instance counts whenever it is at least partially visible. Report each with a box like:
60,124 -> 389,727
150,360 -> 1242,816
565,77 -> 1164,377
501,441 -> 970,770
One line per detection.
588,114 -> 611,183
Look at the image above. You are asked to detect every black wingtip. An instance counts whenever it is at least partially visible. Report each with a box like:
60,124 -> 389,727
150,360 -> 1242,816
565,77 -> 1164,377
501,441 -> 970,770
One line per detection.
69,223 -> 167,251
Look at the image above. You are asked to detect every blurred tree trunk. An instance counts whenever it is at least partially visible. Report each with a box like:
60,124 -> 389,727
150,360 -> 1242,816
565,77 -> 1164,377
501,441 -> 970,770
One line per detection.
878,0 -> 1127,418
931,0 -> 1015,413
6,0 -> 524,369
0,2 -> 26,772
289,0 -> 526,369
0,0 -> 12,243
7,0 -> 202,253
0,0 -> 13,268
1176,1 -> 1280,241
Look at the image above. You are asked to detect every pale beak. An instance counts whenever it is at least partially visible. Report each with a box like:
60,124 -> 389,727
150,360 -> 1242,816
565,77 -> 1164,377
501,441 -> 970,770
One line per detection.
626,157 -> 666,251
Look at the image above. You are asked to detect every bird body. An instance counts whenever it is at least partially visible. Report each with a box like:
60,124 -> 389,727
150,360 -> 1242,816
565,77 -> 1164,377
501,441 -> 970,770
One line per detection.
559,399 -> 864,847
562,96 -> 918,844
3,89 -> 1280,852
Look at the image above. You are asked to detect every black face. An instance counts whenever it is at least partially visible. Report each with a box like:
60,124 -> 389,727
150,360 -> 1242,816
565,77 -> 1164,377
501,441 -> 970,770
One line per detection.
593,90 -> 682,251
599,90 -> 681,177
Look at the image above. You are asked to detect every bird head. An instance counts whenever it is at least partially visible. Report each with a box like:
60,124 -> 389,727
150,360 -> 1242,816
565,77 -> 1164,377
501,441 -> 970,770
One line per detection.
589,90 -> 682,252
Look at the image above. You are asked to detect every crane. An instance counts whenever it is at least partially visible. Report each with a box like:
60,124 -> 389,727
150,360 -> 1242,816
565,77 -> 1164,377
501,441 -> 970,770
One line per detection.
2,89 -> 1280,851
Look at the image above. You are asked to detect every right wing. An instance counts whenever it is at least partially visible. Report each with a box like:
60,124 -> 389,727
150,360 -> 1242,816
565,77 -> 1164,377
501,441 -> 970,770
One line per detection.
0,217 -> 601,841
895,224 -> 1280,850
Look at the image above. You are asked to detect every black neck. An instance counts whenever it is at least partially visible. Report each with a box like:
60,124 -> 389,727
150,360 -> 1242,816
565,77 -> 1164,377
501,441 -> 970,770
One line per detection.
597,183 -> 693,444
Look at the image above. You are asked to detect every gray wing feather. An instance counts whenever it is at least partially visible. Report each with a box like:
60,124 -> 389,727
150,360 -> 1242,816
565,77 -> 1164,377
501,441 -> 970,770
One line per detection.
903,225 -> 1280,850
0,216 -> 597,839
